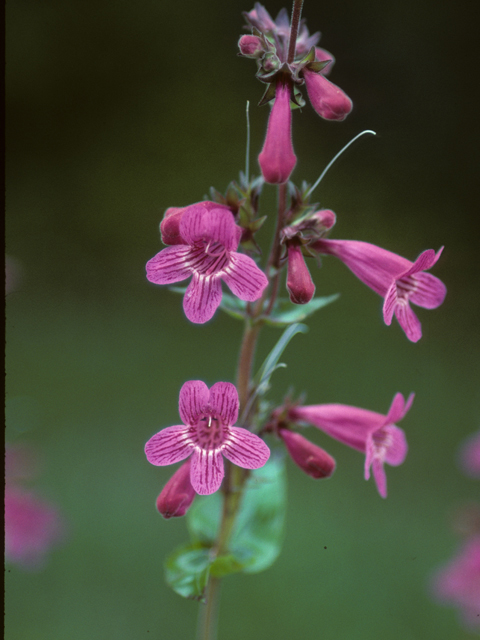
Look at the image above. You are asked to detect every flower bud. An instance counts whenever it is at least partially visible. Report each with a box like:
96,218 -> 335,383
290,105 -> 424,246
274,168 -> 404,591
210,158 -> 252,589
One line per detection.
286,243 -> 315,304
279,429 -> 336,479
238,35 -> 264,58
258,81 -> 297,184
303,69 -> 352,121
310,209 -> 336,232
156,460 -> 195,519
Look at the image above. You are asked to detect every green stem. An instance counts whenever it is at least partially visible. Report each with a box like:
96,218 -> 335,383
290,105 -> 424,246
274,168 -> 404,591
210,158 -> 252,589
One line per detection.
197,181 -> 289,640
287,0 -> 305,64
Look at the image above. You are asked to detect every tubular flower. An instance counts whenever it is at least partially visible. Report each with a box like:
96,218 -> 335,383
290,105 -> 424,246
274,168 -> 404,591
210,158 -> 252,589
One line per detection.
286,242 -> 315,304
258,80 -> 297,184
145,381 -> 271,495
156,459 -> 196,519
146,203 -> 268,323
288,392 -> 414,497
313,239 -> 446,342
279,429 -> 335,479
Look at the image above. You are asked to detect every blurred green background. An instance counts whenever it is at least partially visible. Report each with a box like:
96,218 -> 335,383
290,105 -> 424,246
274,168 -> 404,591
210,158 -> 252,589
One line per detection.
6,0 -> 479,638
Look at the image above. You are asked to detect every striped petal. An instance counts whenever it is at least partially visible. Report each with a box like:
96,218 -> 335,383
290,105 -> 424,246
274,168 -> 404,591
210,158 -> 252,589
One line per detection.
394,300 -> 422,342
209,382 -> 239,426
178,380 -> 209,426
222,253 -> 268,301
146,245 -> 193,284
145,426 -> 194,465
183,273 -> 222,323
410,272 -> 447,309
222,427 -> 270,469
190,448 -> 225,495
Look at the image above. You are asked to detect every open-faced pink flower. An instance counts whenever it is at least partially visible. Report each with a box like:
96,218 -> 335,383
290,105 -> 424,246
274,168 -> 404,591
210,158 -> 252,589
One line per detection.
146,203 -> 268,323
432,535 -> 480,630
156,459 -> 196,519
288,392 -> 414,497
258,80 -> 297,184
313,239 -> 446,342
279,429 -> 335,479
145,381 -> 271,495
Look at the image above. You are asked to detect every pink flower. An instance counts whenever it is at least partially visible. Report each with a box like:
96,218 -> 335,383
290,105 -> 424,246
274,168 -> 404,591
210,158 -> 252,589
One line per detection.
432,535 -> 480,630
5,445 -> 65,570
145,381 -> 271,495
459,430 -> 480,478
258,80 -> 297,184
289,393 -> 414,497
313,239 -> 446,342
303,68 -> 353,121
156,459 -> 196,519
279,429 -> 335,479
286,243 -> 315,304
146,203 -> 268,323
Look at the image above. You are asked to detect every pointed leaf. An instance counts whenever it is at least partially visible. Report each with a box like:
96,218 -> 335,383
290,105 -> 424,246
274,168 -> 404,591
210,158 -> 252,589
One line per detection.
253,322 -> 308,398
164,543 -> 211,601
265,294 -> 340,327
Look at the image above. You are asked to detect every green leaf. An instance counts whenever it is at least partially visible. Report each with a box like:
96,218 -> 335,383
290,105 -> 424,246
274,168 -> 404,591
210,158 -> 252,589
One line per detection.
265,294 -> 340,327
231,457 -> 287,573
187,459 -> 287,575
188,492 -> 222,544
164,542 -> 212,601
253,322 -> 308,398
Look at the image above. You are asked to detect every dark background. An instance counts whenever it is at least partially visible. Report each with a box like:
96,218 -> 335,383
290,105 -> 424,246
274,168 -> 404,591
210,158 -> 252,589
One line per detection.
6,0 -> 479,638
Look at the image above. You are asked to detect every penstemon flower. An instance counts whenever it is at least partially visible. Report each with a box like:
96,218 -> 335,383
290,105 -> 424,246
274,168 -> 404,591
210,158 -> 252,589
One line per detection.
146,202 -> 268,323
145,380 -> 270,495
313,239 -> 447,342
286,241 -> 315,304
288,392 -> 414,497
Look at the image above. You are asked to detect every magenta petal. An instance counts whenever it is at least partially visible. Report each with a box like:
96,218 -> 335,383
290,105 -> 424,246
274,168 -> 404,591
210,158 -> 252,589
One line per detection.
178,204 -> 212,245
400,248 -> 439,279
372,458 -> 388,498
394,301 -> 422,342
190,449 -> 225,495
146,246 -> 193,284
303,69 -> 352,121
203,208 -> 240,252
385,392 -> 414,425
383,281 -> 397,325
178,380 -> 209,426
145,426 -> 194,466
183,273 -> 222,323
383,426 -> 408,466
222,427 -> 270,469
209,382 -> 239,426
410,272 -> 447,309
222,253 -> 268,301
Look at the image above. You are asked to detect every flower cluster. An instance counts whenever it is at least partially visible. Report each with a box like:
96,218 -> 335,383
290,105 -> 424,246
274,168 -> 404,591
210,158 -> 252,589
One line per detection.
239,3 -> 352,183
